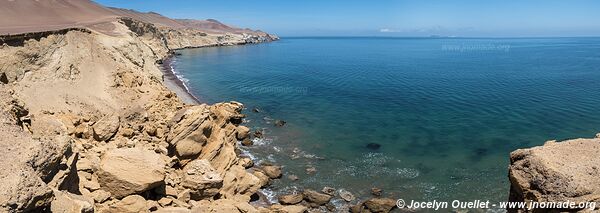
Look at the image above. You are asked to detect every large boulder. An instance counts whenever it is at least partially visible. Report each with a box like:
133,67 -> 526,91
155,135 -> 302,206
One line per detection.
508,138 -> 600,212
167,103 -> 242,172
364,198 -> 397,213
180,159 -> 223,199
93,114 -> 120,141
302,190 -> 332,206
278,193 -> 303,205
261,165 -> 282,179
97,148 -> 166,198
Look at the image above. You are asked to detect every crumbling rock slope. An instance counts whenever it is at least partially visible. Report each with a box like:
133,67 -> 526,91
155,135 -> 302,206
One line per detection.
0,1 -> 280,212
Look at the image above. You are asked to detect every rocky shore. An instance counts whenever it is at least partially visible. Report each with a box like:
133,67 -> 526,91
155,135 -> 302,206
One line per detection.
0,1 -> 394,212
1,1 -> 599,213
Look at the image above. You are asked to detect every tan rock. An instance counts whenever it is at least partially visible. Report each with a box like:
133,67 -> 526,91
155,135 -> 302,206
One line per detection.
165,185 -> 178,197
280,205 -> 308,213
157,197 -> 173,207
93,114 -> 120,141
270,204 -> 307,213
83,178 -> 101,191
236,126 -> 250,140
302,189 -> 332,206
190,199 -> 241,213
121,128 -> 135,138
364,198 -> 397,213
241,138 -> 253,146
508,138 -> 600,212
261,165 -> 282,179
97,148 -> 166,198
181,159 -> 223,199
91,189 -> 111,203
238,157 -> 254,168
321,186 -> 335,196
155,207 -> 191,213
177,189 -> 191,203
107,195 -> 148,213
339,189 -> 355,202
51,191 -> 94,213
220,165 -> 262,202
278,193 -> 303,205
252,170 -> 270,188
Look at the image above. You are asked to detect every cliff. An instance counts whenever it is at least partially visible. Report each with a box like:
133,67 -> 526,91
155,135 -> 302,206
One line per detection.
0,1 -> 285,212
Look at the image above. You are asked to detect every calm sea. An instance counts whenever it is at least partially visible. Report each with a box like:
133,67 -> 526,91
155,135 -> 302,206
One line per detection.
171,37 -> 600,205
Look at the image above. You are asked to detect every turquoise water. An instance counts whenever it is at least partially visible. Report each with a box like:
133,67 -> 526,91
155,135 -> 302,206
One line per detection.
172,37 -> 600,204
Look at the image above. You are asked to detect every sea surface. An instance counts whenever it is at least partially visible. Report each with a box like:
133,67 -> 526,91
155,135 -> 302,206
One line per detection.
171,37 -> 600,207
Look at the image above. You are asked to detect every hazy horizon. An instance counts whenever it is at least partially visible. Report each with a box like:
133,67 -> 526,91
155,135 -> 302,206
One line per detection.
94,0 -> 600,37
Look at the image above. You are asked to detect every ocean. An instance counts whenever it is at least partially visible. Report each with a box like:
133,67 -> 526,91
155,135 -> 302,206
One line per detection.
169,37 -> 600,206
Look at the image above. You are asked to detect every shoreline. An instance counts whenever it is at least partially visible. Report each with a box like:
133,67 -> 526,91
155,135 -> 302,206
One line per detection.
159,53 -> 202,104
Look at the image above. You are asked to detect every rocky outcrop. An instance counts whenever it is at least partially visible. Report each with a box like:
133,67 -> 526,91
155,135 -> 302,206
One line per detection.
0,1 -> 285,212
508,138 -> 600,212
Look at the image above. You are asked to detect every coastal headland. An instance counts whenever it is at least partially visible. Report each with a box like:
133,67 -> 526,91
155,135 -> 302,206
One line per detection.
0,0 -> 598,212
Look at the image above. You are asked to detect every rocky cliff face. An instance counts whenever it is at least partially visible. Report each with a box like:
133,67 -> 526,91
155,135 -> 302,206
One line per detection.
508,137 -> 600,212
0,15 -> 282,212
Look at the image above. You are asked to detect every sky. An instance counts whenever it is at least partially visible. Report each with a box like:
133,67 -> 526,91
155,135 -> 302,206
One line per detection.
94,0 -> 600,37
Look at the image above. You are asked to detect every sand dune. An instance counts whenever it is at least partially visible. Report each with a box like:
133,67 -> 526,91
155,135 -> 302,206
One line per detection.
0,0 -> 266,35
0,0 -> 117,34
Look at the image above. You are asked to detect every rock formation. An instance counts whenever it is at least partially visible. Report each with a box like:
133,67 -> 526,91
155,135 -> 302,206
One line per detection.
0,0 -> 285,212
508,137 -> 600,212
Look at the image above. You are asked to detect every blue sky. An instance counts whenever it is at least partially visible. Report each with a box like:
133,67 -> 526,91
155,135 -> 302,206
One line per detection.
94,0 -> 600,37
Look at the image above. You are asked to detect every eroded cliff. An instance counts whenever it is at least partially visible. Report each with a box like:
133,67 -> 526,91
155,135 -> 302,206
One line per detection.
0,13 -> 284,213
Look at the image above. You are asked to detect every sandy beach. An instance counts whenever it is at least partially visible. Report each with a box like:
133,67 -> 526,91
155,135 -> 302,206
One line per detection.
159,56 -> 201,104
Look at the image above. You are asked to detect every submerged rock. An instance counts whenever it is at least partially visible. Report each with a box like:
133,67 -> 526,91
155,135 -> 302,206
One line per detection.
366,142 -> 381,150
253,129 -> 264,138
339,189 -> 355,202
371,187 -> 383,196
274,120 -> 286,127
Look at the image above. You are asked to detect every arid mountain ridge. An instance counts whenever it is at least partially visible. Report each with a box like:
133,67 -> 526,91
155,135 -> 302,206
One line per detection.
0,0 -> 271,36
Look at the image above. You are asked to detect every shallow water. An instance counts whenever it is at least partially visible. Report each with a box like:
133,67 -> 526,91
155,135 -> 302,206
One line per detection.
172,37 -> 600,204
